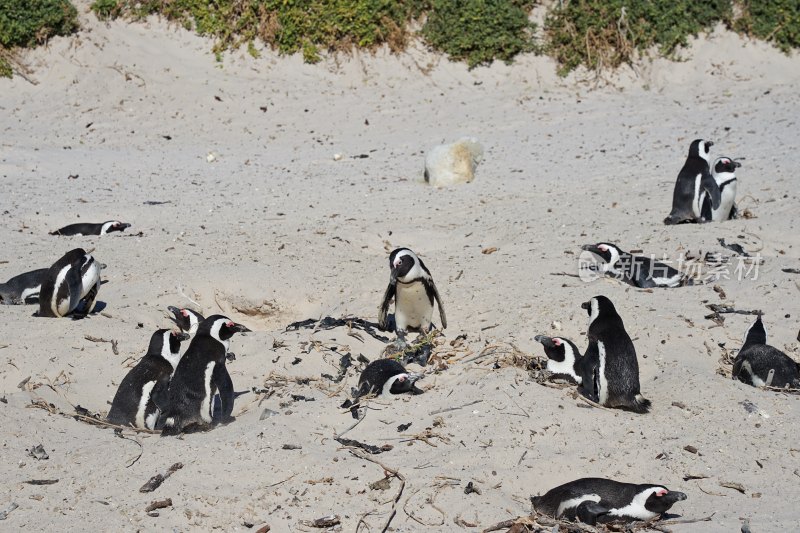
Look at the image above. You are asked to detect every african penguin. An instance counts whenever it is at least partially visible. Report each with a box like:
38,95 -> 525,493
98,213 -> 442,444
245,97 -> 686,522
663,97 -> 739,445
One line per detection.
531,478 -> 687,525
581,243 -> 691,288
167,305 -> 236,421
37,248 -> 102,318
0,268 -> 48,304
732,315 -> 800,389
378,248 -> 447,342
534,335 -> 586,384
50,220 -> 131,236
341,359 -> 424,418
664,139 -> 720,225
700,156 -> 741,222
107,329 -> 189,429
581,296 -> 651,413
159,315 -> 250,435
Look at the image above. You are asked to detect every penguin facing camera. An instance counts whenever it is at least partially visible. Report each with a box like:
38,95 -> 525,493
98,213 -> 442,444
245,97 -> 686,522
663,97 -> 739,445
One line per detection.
532,477 -> 687,525
700,156 -> 742,222
341,359 -> 424,419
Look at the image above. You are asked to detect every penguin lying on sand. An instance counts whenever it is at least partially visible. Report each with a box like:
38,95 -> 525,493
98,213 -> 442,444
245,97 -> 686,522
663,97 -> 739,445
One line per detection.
664,139 -> 720,224
0,268 -> 48,304
107,329 -> 189,429
531,478 -> 687,525
378,247 -> 446,347
341,359 -> 424,419
50,221 -> 131,236
533,335 -> 587,384
733,315 -> 800,389
581,243 -> 692,288
581,296 -> 651,413
167,306 -> 238,422
701,156 -> 741,222
37,248 -> 103,318
160,315 -> 250,435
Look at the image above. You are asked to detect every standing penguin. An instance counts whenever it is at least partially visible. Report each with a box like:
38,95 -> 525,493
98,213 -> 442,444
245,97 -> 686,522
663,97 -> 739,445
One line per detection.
581,296 -> 651,413
664,139 -> 720,225
37,248 -> 102,318
341,358 -> 424,418
107,329 -> 189,429
700,156 -> 741,222
531,478 -> 687,525
159,315 -> 250,435
581,243 -> 691,288
732,315 -> 800,388
533,335 -> 587,384
0,268 -> 48,304
50,220 -> 131,236
378,248 -> 447,342
167,306 -> 236,421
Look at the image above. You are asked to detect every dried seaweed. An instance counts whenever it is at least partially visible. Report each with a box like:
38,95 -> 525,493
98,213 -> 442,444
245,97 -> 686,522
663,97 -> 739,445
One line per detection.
285,316 -> 389,342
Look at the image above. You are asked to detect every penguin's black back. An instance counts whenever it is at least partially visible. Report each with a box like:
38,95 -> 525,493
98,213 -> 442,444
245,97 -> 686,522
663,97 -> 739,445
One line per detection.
38,249 -> 85,317
51,222 -> 103,236
733,345 -> 800,388
357,359 -> 408,397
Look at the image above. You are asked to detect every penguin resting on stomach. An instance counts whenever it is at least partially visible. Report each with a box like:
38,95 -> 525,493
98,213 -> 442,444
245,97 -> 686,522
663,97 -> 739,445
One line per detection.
531,478 -> 687,525
341,359 -> 424,419
50,220 -> 131,236
732,315 -> 800,389
533,335 -> 588,385
581,243 -> 691,288
0,268 -> 48,304
107,329 -> 189,429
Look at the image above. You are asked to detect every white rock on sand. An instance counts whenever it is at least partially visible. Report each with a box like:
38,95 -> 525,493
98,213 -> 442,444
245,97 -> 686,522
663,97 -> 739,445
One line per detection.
1,6 -> 799,531
424,137 -> 484,187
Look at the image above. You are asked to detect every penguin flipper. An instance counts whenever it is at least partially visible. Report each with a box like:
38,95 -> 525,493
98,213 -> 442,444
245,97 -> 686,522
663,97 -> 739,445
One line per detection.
578,342 -> 599,401
701,170 -> 722,210
423,277 -> 447,329
378,281 -> 396,331
212,362 -> 235,420
575,500 -> 609,526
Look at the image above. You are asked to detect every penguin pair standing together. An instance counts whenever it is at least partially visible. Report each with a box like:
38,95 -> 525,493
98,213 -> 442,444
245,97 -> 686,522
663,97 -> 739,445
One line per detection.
665,139 -> 741,224
37,248 -> 103,318
107,308 -> 248,433
536,296 -> 650,413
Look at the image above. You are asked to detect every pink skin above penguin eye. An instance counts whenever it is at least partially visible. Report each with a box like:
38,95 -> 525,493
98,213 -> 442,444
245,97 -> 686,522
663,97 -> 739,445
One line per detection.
554,338 -> 562,346
598,245 -> 608,252
397,375 -> 407,382
181,309 -> 189,317
656,489 -> 667,497
226,321 -> 234,327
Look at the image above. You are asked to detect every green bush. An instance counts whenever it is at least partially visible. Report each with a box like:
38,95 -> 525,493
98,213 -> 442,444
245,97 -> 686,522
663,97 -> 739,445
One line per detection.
0,0 -> 78,48
544,0 -> 731,76
733,0 -> 800,53
421,0 -> 537,68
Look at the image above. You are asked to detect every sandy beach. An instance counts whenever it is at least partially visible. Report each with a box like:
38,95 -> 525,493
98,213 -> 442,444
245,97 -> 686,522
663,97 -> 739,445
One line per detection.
2,3 -> 800,531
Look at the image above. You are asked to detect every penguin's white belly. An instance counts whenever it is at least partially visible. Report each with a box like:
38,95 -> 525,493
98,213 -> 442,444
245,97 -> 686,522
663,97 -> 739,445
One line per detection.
713,179 -> 736,221
597,341 -> 609,405
136,381 -> 157,429
201,362 -> 216,423
691,173 -> 703,218
81,263 -> 101,299
395,282 -> 433,331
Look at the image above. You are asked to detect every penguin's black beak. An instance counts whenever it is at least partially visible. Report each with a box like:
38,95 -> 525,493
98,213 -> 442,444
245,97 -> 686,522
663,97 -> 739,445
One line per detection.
733,161 -> 742,168
581,244 -> 600,254
705,141 -> 714,150
663,491 -> 688,504
98,263 -> 107,270
581,301 -> 591,311
167,305 -> 181,316
231,323 -> 251,334
174,331 -> 190,341
534,335 -> 555,348
119,223 -> 131,230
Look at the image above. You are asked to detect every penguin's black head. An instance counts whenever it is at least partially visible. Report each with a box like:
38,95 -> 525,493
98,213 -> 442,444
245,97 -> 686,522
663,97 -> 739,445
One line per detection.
104,221 -> 131,234
643,487 -> 687,515
169,329 -> 190,352
203,315 -> 252,342
386,372 -> 423,394
713,157 -> 741,174
534,335 -> 567,362
581,243 -> 621,265
168,305 -> 204,333
582,295 -> 617,323
389,247 -> 418,281
689,139 -> 713,161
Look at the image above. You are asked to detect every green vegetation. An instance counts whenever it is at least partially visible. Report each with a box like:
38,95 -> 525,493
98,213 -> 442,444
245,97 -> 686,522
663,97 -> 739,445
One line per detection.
733,0 -> 800,53
0,0 -> 79,77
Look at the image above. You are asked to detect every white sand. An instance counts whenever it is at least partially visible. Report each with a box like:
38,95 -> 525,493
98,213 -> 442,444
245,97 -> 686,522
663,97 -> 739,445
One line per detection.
1,5 -> 799,531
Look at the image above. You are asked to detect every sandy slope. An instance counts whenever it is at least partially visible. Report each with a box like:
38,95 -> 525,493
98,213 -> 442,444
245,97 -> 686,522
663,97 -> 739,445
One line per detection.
1,3 -> 800,531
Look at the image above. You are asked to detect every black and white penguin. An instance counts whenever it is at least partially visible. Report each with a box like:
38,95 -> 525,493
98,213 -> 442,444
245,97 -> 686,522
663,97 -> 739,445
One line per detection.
37,248 -> 102,318
378,248 -> 447,341
341,359 -> 424,418
159,315 -> 250,435
531,478 -> 687,525
581,243 -> 691,288
50,220 -> 131,236
167,306 -> 236,420
0,268 -> 48,304
732,315 -> 800,389
700,156 -> 741,222
533,335 -> 586,384
581,296 -> 651,413
107,329 -> 189,429
664,139 -> 720,225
